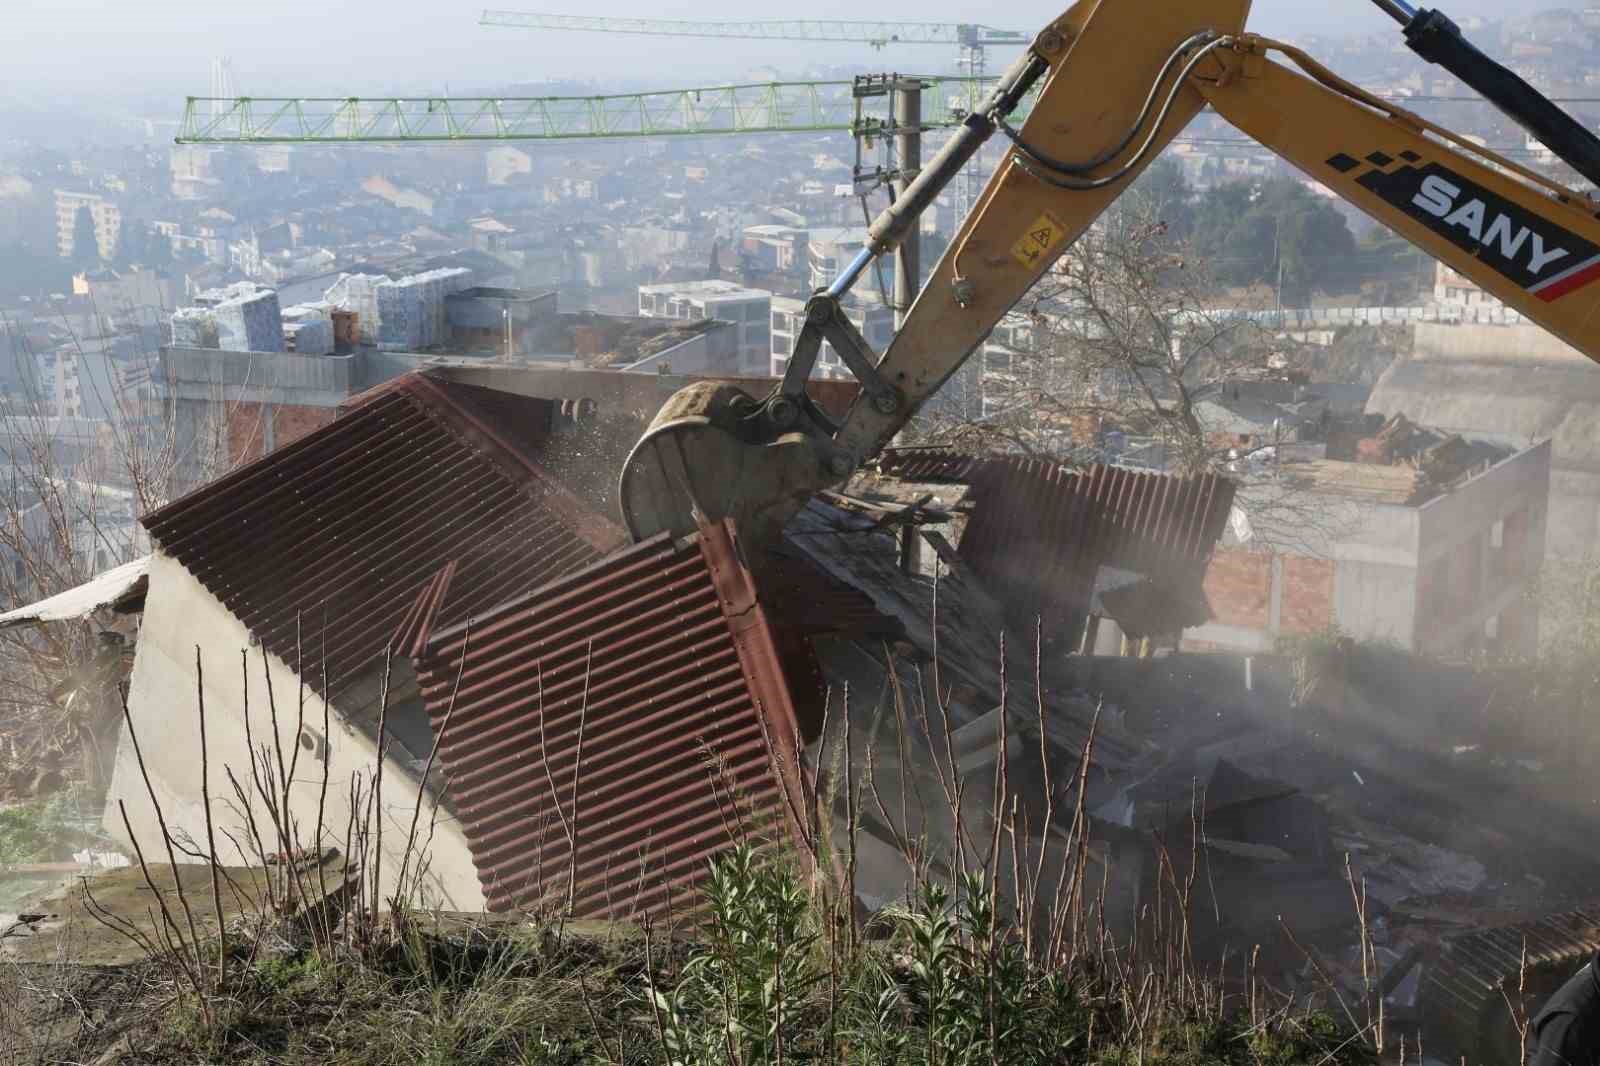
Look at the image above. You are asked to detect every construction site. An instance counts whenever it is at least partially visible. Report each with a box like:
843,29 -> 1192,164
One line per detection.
7,0 -> 1600,1062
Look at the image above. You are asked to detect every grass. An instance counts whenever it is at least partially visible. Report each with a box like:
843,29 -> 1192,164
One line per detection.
3,843 -> 1374,1066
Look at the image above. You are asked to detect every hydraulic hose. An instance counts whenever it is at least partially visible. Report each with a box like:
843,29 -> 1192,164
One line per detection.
1001,35 -> 1231,191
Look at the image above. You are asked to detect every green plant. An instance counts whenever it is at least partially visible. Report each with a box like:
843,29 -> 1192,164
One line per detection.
0,793 -> 92,864
648,843 -> 823,1065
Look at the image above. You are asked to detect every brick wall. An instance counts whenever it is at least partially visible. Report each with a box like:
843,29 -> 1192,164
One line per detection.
226,403 -> 338,466
226,404 -> 269,466
1280,556 -> 1334,634
1201,548 -> 1335,637
1203,547 -> 1273,629
273,404 -> 337,450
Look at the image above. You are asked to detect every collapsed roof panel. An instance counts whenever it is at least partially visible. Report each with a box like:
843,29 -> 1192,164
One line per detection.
782,497 -> 1140,775
959,459 -> 1237,636
413,520 -> 815,919
0,555 -> 150,629
1424,905 -> 1600,1060
142,372 -> 627,697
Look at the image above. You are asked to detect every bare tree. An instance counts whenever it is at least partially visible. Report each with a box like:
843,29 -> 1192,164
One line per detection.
914,202 -> 1280,475
0,288 -> 244,804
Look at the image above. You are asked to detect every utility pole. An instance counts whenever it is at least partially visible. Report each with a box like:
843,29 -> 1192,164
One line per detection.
892,77 -> 923,330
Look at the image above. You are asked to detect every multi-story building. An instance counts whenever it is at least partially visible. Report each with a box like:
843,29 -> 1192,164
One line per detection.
229,232 -> 264,279
637,280 -> 773,375
804,227 -> 868,291
768,296 -> 894,381
54,190 -> 121,261
740,224 -> 807,274
1432,261 -> 1503,309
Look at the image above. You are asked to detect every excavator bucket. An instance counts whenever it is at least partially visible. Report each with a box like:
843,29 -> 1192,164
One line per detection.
618,0 -> 1253,549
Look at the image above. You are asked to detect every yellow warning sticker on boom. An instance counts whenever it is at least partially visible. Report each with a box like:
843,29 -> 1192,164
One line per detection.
1010,211 -> 1070,270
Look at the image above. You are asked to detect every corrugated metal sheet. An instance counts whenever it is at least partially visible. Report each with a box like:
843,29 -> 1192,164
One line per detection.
391,562 -> 456,660
782,496 -> 1141,773
142,372 -> 627,697
957,460 -> 1237,634
877,446 -> 985,483
412,520 -> 814,919
0,555 -> 150,629
759,547 -> 904,640
1424,905 -> 1600,1054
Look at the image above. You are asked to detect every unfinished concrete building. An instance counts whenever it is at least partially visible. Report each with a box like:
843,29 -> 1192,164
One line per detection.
1190,427 -> 1550,658
1368,322 -> 1596,561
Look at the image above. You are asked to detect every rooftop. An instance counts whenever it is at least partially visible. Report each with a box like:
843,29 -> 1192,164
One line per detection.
142,371 -> 628,697
1280,413 -> 1524,506
636,279 -> 771,301
1277,457 -> 1429,504
451,286 -> 553,303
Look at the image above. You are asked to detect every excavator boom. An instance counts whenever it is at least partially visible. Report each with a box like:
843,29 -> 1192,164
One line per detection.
619,0 -> 1600,555
1195,38 -> 1600,349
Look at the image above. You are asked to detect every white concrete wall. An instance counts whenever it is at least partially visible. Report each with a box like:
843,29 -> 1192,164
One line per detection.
1416,441 -> 1551,571
1333,560 -> 1417,648
107,551 -> 486,911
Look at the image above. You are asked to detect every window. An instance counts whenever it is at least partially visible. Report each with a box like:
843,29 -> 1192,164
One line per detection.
772,334 -> 789,356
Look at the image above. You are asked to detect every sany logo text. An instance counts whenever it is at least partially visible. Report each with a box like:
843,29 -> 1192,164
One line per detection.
1412,175 -> 1569,276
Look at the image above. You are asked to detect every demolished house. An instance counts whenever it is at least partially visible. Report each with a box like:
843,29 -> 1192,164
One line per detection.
14,364 -> 1584,1059
95,370 -> 1237,922
111,372 -> 631,907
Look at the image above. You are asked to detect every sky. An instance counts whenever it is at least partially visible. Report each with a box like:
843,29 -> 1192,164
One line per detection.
9,0 -> 1530,107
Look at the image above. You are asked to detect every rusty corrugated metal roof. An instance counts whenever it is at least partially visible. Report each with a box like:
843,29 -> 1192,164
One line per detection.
957,460 -> 1237,633
391,562 -> 457,661
412,519 -> 815,919
1424,905 -> 1600,1053
759,546 -> 905,640
142,372 -> 627,696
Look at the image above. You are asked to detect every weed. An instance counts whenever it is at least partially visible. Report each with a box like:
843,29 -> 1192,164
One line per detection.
0,793 -> 97,864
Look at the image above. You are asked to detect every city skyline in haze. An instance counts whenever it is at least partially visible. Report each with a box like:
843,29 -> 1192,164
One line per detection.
8,0 -> 1538,106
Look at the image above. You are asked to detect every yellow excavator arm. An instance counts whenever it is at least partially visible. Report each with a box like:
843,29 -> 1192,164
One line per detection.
619,0 -> 1600,554
1198,38 -> 1600,346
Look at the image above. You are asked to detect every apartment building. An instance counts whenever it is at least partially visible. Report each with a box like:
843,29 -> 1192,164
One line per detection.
55,190 -> 122,261
637,279 -> 772,375
768,296 -> 894,381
